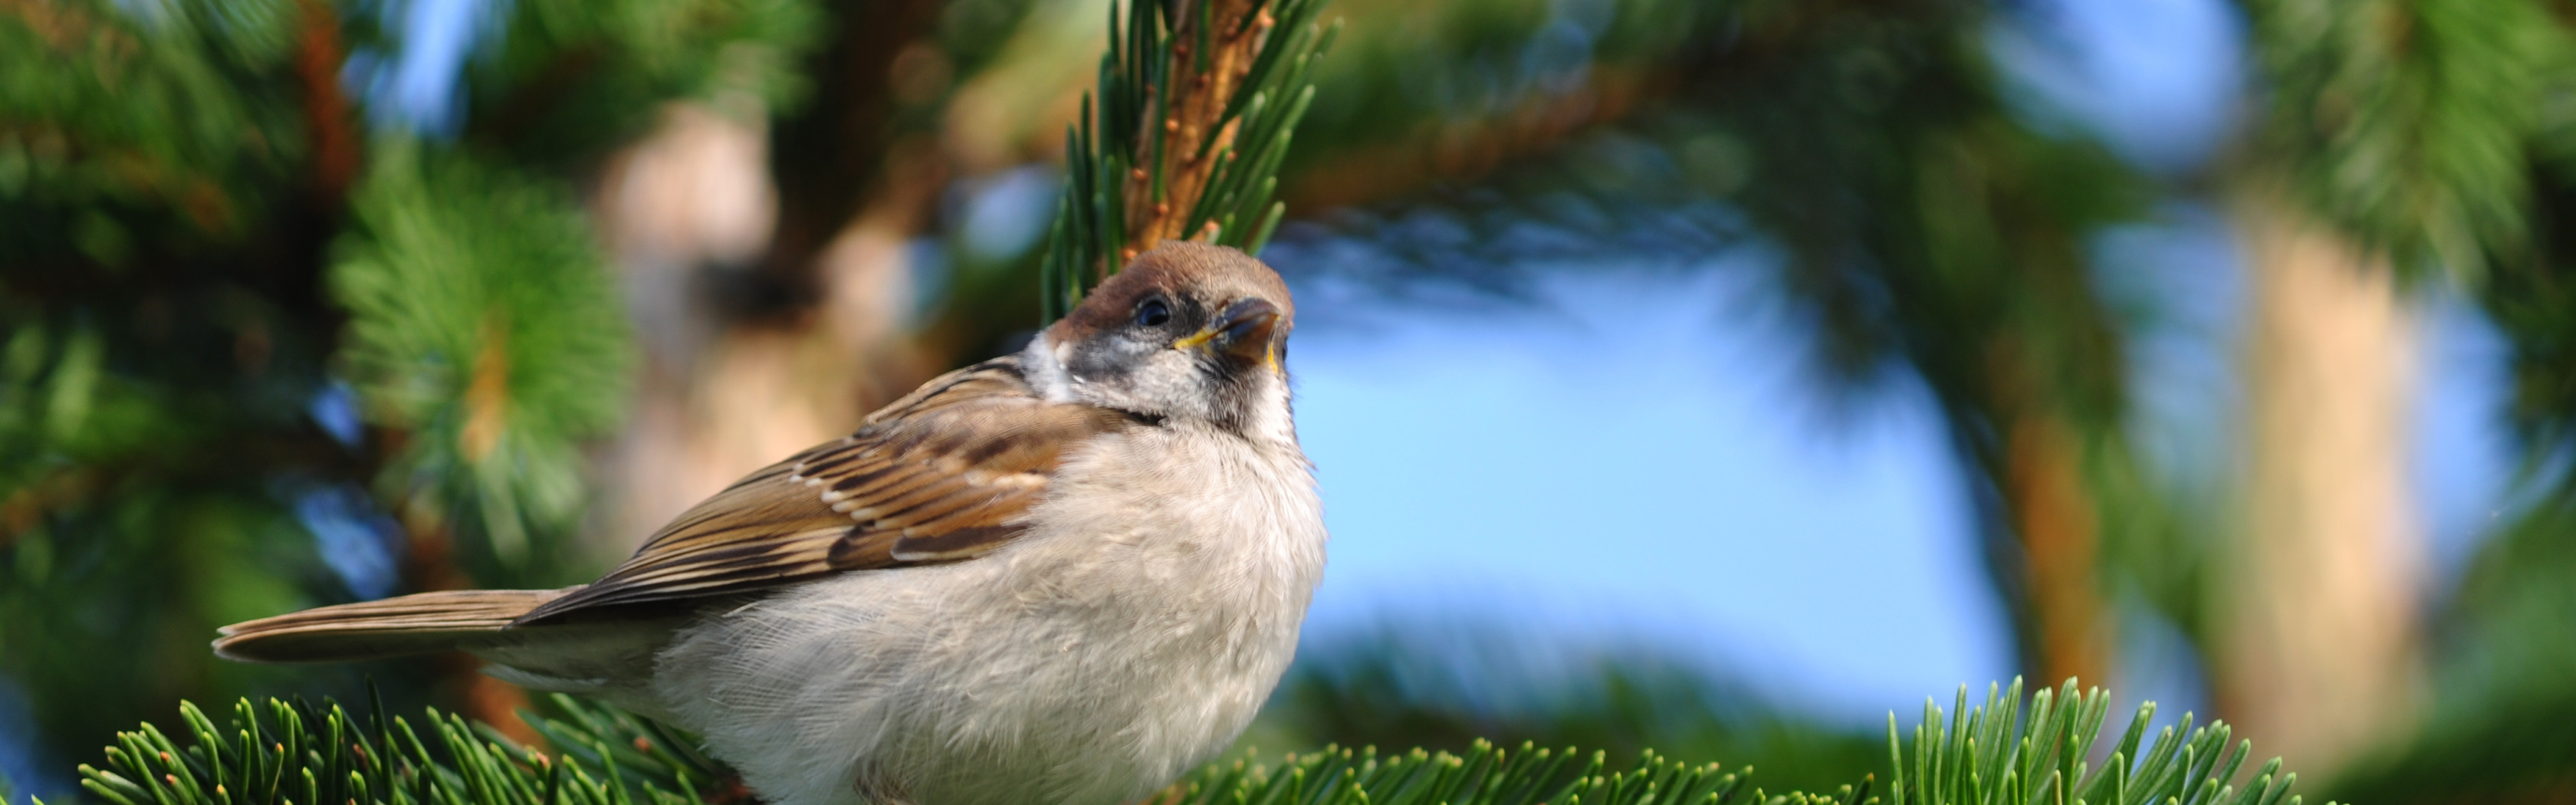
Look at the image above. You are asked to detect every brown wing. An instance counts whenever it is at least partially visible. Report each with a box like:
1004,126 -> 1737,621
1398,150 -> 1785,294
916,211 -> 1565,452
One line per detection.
514,356 -> 1128,625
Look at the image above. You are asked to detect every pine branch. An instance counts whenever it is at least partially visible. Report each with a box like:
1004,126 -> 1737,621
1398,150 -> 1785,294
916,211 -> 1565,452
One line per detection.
2240,0 -> 2561,278
65,693 -> 1790,805
1884,678 -> 2314,805
329,145 -> 634,580
1038,0 -> 1339,323
67,693 -> 728,805
289,0 -> 358,205
66,678 -> 2326,805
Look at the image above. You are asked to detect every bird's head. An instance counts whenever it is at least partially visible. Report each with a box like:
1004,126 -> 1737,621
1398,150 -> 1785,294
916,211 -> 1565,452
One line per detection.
1031,242 -> 1295,439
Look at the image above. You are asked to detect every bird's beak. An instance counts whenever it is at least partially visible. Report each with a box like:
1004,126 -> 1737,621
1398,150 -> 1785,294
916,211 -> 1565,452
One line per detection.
1175,298 -> 1282,369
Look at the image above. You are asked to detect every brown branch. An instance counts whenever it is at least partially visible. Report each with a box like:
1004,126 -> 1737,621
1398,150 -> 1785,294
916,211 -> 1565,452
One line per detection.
1283,64 -> 1661,212
292,0 -> 360,205
755,0 -> 948,314
1277,0 -> 1922,213
1118,0 -> 1273,258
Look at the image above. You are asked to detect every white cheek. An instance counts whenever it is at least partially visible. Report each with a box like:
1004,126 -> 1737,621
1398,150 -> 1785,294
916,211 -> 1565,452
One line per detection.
1023,332 -> 1080,403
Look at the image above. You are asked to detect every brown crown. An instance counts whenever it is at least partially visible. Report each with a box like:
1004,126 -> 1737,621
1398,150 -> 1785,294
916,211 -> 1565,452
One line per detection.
1050,242 -> 1294,344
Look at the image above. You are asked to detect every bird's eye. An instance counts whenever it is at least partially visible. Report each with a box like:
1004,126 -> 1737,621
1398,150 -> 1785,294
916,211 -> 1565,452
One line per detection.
1135,298 -> 1171,327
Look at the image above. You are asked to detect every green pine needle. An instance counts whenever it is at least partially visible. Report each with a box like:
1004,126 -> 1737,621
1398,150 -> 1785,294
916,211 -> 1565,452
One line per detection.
71,678 -> 2328,805
1883,678 -> 2317,805
2243,0 -> 2562,279
327,143 -> 636,574
1038,0 -> 1339,324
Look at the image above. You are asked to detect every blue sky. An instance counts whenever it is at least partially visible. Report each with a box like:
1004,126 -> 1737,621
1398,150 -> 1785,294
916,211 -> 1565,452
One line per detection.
1283,264 -> 2003,718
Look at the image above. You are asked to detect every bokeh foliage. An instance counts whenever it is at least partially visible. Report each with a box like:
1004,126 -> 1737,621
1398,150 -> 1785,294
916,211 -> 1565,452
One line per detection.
2240,0 -> 2563,278
328,145 -> 632,577
1,0 -> 819,787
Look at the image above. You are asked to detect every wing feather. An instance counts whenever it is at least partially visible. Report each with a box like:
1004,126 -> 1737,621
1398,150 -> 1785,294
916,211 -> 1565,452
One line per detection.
514,356 -> 1127,625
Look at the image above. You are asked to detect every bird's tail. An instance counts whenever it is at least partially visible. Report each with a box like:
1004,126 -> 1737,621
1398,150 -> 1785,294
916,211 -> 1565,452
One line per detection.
214,589 -> 572,664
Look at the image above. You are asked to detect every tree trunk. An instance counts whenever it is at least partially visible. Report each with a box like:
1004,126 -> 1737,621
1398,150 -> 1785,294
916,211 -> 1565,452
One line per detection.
588,102 -> 939,557
2001,413 -> 2110,689
2220,188 -> 2426,777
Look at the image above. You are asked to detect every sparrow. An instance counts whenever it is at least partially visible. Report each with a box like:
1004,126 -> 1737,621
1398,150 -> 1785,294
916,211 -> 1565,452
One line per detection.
214,242 -> 1327,805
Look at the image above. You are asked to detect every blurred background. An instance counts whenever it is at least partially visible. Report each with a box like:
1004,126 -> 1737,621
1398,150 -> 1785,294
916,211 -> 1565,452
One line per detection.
5,0 -> 2574,800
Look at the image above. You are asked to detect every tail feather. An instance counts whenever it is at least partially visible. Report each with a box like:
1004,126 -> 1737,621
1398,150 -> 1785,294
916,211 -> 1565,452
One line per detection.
215,589 -> 573,663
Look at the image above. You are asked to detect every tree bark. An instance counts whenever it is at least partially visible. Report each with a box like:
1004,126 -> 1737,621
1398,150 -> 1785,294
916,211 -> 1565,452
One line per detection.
2220,187 -> 2426,777
583,0 -> 958,550
2000,413 -> 2109,689
589,102 -> 940,557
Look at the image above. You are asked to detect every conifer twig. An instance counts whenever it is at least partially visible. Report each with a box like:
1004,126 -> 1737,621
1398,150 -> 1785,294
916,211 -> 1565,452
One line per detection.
1039,0 -> 1338,323
291,0 -> 359,202
74,678 -> 2331,805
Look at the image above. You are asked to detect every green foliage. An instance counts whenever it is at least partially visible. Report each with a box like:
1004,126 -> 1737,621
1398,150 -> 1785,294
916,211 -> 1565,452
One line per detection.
1885,679 -> 2308,805
1252,621 -> 1885,797
1168,743 -> 1783,805
328,146 -> 634,577
1658,2 -> 2146,427
2321,496 -> 2576,801
1,0 -> 821,774
0,283 -> 355,784
75,691 -> 1792,805
1280,0 -> 1716,185
2343,21 -> 2576,801
1038,0 -> 1337,321
458,0 -> 825,162
0,486 -> 338,800
2480,107 -> 2576,472
0,0 -> 310,258
69,694 -> 722,805
2241,0 -> 2565,277
68,680 -> 2321,805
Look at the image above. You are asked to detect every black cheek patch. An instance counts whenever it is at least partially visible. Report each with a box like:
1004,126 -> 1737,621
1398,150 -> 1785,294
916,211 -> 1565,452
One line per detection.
1065,337 -> 1132,380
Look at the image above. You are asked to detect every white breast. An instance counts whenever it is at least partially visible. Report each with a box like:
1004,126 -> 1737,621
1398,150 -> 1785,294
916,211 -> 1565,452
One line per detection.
648,423 -> 1326,805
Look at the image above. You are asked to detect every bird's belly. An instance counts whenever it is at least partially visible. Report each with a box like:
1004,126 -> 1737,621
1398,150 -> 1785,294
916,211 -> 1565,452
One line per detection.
650,527 -> 1313,805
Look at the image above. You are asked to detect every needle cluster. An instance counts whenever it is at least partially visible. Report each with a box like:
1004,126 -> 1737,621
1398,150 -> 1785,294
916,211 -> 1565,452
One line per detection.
1038,0 -> 1339,323
58,678 -> 2328,805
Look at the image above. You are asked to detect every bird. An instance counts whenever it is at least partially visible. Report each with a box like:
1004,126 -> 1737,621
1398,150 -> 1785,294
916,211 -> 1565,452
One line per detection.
213,242 -> 1327,805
